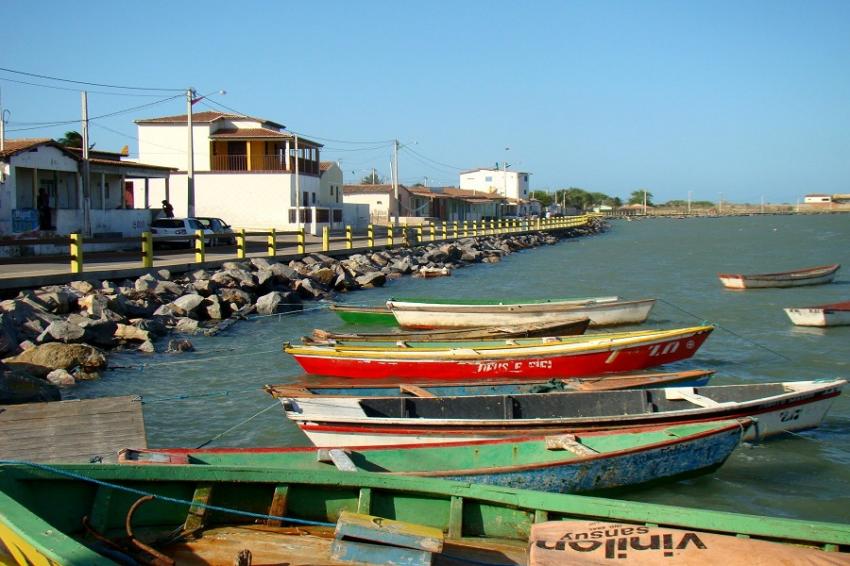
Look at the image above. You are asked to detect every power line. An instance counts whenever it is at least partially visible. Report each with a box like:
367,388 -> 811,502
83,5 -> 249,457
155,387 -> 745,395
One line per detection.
200,97 -> 395,146
0,76 -> 174,97
402,145 -> 465,171
0,66 -> 183,92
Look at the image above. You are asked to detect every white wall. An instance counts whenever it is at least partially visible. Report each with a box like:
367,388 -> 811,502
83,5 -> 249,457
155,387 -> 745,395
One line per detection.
343,203 -> 370,229
319,163 -> 344,207
136,172 -> 321,230
459,169 -> 530,200
56,208 -> 153,237
137,123 -> 212,171
344,192 -> 394,222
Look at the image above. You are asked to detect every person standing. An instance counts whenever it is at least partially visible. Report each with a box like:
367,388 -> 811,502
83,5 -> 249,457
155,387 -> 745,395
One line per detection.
161,200 -> 174,218
37,188 -> 51,230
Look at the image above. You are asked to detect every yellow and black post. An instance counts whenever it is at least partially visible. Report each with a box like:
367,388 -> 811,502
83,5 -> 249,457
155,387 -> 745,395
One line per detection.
367,224 -> 374,248
69,232 -> 83,273
346,225 -> 353,249
322,226 -> 330,252
267,228 -> 276,257
297,228 -> 305,255
194,230 -> 205,263
236,228 -> 246,259
141,231 -> 153,268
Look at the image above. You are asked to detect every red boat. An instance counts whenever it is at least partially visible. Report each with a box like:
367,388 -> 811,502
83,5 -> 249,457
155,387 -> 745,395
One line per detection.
283,325 -> 714,380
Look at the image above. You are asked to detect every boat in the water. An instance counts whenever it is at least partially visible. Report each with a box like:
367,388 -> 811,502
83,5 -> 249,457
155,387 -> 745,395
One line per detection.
2,462 -> 849,565
784,300 -> 850,327
118,420 -> 751,494
329,304 -> 397,325
265,369 -> 716,398
387,296 -> 654,328
717,263 -> 840,289
278,379 -> 846,446
284,325 -> 714,380
306,318 -> 591,344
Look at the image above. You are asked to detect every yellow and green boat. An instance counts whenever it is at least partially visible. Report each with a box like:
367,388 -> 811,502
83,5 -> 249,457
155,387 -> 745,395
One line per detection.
1,461 -> 848,565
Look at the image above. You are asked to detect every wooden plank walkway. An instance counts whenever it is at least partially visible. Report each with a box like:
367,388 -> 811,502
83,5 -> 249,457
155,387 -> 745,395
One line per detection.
0,396 -> 146,463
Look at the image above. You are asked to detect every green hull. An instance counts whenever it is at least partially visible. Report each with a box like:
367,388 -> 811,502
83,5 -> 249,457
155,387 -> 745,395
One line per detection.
331,305 -> 398,326
0,462 -> 848,564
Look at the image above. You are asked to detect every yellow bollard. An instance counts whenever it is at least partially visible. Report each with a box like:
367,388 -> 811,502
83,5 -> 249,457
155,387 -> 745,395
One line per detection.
452,221 -> 458,239
346,225 -> 352,249
141,231 -> 153,268
430,222 -> 436,242
236,228 -> 246,259
402,222 -> 409,246
387,224 -> 394,247
536,217 -> 542,230
463,220 -> 468,237
367,224 -> 374,248
322,226 -> 330,252
267,228 -> 276,257
472,220 -> 478,237
442,222 -> 447,240
194,229 -> 205,263
297,228 -> 305,255
416,225 -> 423,244
69,232 -> 83,273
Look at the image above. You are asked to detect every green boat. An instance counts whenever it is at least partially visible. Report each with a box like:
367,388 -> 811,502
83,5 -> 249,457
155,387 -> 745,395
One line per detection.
1,462 -> 848,565
330,304 -> 398,326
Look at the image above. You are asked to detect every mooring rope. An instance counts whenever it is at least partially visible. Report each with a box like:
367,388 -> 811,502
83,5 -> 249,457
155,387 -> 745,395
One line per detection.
194,400 -> 282,449
657,298 -> 793,362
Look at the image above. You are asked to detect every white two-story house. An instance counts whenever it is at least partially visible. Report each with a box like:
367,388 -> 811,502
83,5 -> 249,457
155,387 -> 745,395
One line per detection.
134,111 -> 339,234
459,167 -> 531,215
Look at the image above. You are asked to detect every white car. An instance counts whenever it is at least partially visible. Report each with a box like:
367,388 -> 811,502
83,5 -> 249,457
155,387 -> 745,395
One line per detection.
150,218 -> 214,248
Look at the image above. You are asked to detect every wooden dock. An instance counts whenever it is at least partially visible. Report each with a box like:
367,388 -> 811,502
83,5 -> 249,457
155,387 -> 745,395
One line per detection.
0,396 -> 146,463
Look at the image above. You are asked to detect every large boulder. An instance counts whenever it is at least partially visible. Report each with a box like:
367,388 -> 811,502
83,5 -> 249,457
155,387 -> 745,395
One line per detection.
256,291 -> 284,315
114,323 -> 150,342
310,267 -> 337,287
45,368 -> 76,386
33,289 -> 75,314
170,293 -> 205,318
218,288 -> 253,308
355,272 -> 387,288
69,280 -> 97,295
37,320 -> 86,344
0,298 -> 59,340
268,262 -> 299,282
0,362 -> 61,404
134,273 -> 159,292
166,339 -> 194,353
3,342 -> 107,378
205,295 -> 224,320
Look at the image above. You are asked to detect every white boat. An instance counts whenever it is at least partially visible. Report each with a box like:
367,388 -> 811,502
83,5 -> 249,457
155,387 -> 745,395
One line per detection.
278,379 -> 846,447
784,301 -> 850,327
387,297 -> 655,328
718,264 -> 840,289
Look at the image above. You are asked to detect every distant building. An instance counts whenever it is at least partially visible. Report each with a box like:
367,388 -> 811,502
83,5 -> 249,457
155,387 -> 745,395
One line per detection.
458,167 -> 533,215
134,111 -> 338,234
342,184 -> 412,225
804,194 -> 832,204
0,138 -> 171,236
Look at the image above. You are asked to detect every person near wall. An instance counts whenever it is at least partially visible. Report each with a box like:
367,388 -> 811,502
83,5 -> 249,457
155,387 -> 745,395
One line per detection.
161,200 -> 174,218
37,188 -> 52,230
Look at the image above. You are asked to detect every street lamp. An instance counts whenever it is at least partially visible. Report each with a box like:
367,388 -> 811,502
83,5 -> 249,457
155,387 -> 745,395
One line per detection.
187,88 -> 226,218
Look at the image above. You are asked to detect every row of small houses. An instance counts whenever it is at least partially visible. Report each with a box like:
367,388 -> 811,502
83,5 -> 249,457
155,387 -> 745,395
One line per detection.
0,110 -> 540,239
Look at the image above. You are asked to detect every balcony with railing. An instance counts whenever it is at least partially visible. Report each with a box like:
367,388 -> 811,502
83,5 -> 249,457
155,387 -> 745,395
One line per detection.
210,154 -> 319,175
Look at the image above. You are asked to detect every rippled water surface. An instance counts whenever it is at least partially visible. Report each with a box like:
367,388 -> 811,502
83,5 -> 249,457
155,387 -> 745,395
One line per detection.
76,214 -> 850,522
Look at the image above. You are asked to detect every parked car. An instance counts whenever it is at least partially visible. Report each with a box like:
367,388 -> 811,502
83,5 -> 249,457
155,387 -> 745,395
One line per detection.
150,218 -> 214,248
195,217 -> 235,245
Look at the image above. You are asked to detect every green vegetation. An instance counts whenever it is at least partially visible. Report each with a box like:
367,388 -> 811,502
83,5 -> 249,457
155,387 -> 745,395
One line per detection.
664,199 -> 715,208
360,171 -> 384,184
56,131 -> 83,148
628,190 -> 654,206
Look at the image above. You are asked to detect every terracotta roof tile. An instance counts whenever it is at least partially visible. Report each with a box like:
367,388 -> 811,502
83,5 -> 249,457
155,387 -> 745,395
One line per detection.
0,138 -> 55,158
135,110 -> 285,129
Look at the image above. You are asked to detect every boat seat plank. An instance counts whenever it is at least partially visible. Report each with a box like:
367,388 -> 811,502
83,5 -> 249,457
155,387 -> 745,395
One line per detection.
184,484 -> 213,533
317,449 -> 358,472
331,538 -> 432,566
449,496 -> 463,540
266,484 -> 289,527
335,511 -> 444,553
357,487 -> 372,515
399,384 -> 436,398
665,388 -> 738,408
544,434 -> 598,455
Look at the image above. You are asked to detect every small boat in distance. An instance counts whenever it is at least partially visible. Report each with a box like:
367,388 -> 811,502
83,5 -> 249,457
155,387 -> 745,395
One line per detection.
118,420 -> 752,494
388,297 -> 655,328
718,263 -> 840,289
284,325 -> 713,380
306,318 -> 591,344
784,300 -> 850,327
265,369 -> 716,399
279,379 -> 846,446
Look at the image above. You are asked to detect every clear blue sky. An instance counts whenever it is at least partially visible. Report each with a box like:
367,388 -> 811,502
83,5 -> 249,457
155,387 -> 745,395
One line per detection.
3,1 -> 849,204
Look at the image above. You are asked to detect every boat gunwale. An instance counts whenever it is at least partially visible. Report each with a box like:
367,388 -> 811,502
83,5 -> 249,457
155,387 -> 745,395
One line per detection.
284,380 -> 847,427
717,263 -> 840,281
387,297 -> 655,314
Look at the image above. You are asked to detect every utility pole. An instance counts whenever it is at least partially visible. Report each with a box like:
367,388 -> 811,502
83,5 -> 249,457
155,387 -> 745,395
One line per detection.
295,134 -> 301,232
687,190 -> 692,215
392,139 -> 400,225
643,190 -> 647,215
80,91 -> 92,236
186,88 -> 196,218
0,87 -> 6,152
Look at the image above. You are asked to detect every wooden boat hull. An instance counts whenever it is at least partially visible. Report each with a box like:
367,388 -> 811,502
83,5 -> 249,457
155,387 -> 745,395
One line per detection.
2,463 -> 850,565
266,370 -> 716,398
308,318 -> 591,344
784,301 -> 850,327
388,298 -> 655,328
718,263 -> 840,289
330,305 -> 397,326
119,421 -> 749,494
285,326 -> 713,380
282,379 -> 846,447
